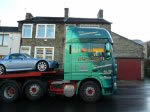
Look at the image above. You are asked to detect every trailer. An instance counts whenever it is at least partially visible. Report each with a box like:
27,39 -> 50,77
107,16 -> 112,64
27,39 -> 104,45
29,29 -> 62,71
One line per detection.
0,70 -> 75,103
0,26 -> 117,103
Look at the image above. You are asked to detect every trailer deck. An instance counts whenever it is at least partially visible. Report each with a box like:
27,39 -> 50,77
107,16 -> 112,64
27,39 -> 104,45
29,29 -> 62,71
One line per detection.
0,70 -> 64,79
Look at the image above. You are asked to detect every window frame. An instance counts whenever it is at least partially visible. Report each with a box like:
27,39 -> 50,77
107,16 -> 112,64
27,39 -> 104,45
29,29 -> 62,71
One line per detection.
36,24 -> 56,39
20,46 -> 31,55
34,46 -> 54,60
9,53 -> 24,60
22,24 -> 33,38
0,33 -> 9,47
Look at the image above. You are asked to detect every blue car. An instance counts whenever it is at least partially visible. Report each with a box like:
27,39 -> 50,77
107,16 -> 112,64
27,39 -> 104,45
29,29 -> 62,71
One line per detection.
0,53 -> 59,75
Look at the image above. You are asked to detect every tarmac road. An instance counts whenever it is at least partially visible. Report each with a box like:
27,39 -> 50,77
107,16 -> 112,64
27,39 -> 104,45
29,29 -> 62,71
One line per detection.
0,79 -> 150,112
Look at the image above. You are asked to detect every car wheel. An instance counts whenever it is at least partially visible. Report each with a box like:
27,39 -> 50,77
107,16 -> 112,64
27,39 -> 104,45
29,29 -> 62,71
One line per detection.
0,81 -> 20,103
25,80 -> 45,101
0,65 -> 5,75
79,81 -> 102,103
36,61 -> 48,72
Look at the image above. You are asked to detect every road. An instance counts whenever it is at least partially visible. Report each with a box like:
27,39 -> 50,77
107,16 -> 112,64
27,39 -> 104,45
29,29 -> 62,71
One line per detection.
0,79 -> 150,112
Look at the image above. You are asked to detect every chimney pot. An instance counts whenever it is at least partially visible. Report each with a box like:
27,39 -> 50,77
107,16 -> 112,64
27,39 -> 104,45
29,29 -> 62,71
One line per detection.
25,13 -> 33,20
97,9 -> 103,19
64,8 -> 69,18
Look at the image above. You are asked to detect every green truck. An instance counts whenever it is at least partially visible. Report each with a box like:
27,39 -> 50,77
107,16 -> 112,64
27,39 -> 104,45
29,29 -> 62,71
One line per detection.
0,26 -> 117,103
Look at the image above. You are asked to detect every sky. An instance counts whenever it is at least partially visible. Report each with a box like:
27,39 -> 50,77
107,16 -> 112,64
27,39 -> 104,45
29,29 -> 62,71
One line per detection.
0,0 -> 150,42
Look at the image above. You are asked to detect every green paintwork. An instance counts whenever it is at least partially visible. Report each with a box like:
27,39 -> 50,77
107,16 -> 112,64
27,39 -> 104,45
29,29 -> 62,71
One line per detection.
64,26 -> 117,95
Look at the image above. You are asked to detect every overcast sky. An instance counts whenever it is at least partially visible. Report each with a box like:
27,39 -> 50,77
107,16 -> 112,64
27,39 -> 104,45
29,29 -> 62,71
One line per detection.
0,0 -> 150,42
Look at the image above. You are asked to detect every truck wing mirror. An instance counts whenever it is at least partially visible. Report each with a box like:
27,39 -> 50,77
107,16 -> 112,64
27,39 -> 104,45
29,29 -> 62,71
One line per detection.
105,43 -> 111,52
105,42 -> 112,59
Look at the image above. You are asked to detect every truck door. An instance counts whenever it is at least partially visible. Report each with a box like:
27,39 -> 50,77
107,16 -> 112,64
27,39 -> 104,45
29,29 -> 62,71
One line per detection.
71,43 -> 92,79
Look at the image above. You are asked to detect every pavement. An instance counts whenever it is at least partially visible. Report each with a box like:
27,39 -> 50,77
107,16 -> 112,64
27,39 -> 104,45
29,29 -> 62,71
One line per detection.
0,79 -> 150,112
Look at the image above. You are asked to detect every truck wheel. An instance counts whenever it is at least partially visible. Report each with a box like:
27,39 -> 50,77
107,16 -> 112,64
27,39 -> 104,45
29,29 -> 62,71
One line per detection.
0,65 -> 5,75
25,80 -> 45,101
36,61 -> 48,72
79,81 -> 101,103
0,81 -> 20,103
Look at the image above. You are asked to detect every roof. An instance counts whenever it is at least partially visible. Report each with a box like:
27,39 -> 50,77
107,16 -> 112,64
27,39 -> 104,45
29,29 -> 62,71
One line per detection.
18,17 -> 111,24
111,32 -> 144,47
0,26 -> 19,32
133,39 -> 144,45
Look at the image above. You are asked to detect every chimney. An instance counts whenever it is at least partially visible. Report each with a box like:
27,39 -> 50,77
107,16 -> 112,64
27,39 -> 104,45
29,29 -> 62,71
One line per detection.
25,13 -> 33,20
64,8 -> 69,18
97,9 -> 103,19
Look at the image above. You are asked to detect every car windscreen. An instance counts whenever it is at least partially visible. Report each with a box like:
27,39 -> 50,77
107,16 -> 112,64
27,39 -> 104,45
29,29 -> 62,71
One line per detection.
23,54 -> 33,59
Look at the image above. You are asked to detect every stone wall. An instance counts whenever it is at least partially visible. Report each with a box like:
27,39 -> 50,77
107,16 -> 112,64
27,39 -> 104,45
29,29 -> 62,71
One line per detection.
20,23 -> 65,68
112,32 -> 144,58
144,42 -> 150,59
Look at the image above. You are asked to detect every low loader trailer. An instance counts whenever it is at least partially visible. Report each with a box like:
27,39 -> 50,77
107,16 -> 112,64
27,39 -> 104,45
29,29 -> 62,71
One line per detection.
0,26 -> 117,103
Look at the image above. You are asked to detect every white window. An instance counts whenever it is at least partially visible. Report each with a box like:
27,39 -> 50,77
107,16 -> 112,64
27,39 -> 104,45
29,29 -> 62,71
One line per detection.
36,24 -> 55,38
22,24 -> 33,38
80,24 -> 99,28
0,55 -> 5,59
20,46 -> 31,55
34,47 -> 54,61
0,34 -> 9,46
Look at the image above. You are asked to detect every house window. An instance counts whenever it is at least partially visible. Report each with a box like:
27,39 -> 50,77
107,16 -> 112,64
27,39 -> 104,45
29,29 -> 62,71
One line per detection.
80,24 -> 99,28
35,47 -> 54,61
20,46 -> 31,55
0,34 -> 9,46
22,24 -> 33,38
36,24 -> 55,38
0,55 -> 4,59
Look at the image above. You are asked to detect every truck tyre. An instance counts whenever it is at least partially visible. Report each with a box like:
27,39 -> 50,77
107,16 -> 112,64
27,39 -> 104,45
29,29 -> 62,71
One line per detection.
25,80 -> 45,101
79,81 -> 101,103
36,61 -> 48,72
0,81 -> 20,103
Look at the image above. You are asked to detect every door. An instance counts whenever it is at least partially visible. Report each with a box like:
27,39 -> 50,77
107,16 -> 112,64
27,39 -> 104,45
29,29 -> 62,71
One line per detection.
71,43 -> 92,80
117,59 -> 141,80
6,54 -> 27,70
72,43 -> 92,73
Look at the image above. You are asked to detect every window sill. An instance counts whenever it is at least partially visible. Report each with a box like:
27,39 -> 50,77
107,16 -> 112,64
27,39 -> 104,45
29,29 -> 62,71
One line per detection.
35,37 -> 55,39
22,37 -> 32,38
0,46 -> 8,47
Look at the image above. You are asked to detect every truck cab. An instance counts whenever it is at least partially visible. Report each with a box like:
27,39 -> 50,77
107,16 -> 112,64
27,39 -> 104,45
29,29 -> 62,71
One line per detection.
64,26 -> 117,102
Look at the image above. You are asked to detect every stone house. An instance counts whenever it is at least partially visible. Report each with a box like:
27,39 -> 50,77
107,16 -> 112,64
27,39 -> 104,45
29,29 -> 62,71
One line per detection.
0,26 -> 21,59
18,8 -> 111,68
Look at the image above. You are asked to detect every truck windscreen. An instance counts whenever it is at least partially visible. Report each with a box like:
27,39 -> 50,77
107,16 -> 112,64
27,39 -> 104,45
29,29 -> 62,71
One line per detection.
66,26 -> 113,44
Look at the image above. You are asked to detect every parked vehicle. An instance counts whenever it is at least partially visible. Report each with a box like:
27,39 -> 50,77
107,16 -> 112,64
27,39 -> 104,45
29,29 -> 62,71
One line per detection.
0,26 -> 117,103
0,53 -> 59,75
